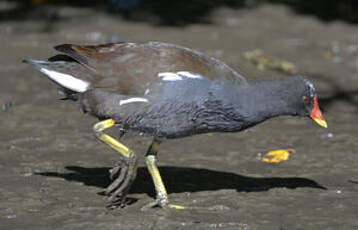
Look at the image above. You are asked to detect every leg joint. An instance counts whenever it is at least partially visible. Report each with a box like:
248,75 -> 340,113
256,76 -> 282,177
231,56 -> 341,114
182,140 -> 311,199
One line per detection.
93,118 -> 132,158
93,119 -> 115,134
145,155 -> 157,165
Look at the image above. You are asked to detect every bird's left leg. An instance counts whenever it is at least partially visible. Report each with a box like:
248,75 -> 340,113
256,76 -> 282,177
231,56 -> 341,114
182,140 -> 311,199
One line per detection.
142,140 -> 186,210
93,119 -> 138,207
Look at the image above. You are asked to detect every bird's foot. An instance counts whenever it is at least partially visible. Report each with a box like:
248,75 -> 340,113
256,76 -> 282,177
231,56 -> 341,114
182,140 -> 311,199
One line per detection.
141,198 -> 186,211
105,152 -> 138,208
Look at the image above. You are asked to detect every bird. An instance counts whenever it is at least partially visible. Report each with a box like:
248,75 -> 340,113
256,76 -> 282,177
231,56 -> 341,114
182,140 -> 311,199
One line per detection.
23,41 -> 327,209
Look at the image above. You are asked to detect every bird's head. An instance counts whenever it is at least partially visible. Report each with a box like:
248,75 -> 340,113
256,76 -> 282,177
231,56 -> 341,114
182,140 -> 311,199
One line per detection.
297,78 -> 327,128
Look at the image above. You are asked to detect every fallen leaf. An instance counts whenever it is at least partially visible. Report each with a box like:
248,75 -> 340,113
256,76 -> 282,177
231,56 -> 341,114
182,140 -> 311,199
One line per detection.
261,148 -> 296,163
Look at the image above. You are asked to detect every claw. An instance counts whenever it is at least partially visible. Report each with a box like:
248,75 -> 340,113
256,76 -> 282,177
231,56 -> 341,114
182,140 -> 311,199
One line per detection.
141,200 -> 186,211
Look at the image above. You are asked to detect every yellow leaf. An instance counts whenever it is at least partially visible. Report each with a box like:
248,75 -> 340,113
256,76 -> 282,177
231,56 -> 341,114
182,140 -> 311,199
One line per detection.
261,149 -> 296,163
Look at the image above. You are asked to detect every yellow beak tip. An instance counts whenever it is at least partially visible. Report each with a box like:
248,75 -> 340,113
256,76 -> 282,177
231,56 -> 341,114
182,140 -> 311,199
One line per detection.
313,118 -> 328,128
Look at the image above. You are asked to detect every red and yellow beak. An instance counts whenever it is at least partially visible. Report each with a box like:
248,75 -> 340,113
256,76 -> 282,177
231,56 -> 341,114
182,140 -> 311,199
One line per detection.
310,96 -> 328,128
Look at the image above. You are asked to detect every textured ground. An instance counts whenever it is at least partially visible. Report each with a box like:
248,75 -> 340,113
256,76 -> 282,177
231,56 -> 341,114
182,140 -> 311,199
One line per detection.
1,3 -> 358,230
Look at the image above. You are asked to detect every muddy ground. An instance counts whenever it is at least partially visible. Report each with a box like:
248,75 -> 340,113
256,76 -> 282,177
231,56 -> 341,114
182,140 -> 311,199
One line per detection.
1,2 -> 358,230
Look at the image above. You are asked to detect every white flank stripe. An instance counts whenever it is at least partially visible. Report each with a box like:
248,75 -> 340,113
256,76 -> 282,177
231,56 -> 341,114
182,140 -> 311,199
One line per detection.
158,72 -> 182,81
177,71 -> 202,79
119,97 -> 148,106
40,68 -> 90,93
158,71 -> 203,81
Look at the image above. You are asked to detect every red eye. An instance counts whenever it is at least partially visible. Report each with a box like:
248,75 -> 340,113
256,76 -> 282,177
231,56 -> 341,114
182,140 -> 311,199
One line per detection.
302,96 -> 309,103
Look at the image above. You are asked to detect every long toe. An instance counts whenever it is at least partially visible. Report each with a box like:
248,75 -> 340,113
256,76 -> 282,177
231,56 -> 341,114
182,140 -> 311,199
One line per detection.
109,164 -> 122,180
106,161 -> 138,208
106,164 -> 128,195
107,171 -> 133,203
141,199 -> 186,211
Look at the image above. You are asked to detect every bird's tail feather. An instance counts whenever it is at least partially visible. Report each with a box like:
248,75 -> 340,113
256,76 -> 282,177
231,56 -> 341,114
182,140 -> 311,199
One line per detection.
23,59 -> 91,93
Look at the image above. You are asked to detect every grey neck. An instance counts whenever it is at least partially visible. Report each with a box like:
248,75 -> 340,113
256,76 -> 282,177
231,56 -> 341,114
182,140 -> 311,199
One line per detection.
193,77 -> 301,133
237,78 -> 300,123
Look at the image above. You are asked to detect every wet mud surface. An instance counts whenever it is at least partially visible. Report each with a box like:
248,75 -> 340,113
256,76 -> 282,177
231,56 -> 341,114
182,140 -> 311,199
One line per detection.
1,3 -> 358,230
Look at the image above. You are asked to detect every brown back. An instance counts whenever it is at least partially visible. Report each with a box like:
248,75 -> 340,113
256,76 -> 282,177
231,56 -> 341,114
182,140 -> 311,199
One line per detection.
55,42 -> 246,96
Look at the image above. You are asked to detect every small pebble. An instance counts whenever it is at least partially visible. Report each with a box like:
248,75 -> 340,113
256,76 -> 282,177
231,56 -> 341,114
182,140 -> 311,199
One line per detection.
2,101 -> 14,112
6,214 -> 16,219
23,172 -> 33,177
336,189 -> 342,194
331,41 -> 340,53
322,133 -> 333,139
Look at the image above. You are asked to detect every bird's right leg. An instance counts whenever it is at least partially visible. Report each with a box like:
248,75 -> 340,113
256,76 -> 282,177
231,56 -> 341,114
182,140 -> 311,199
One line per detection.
142,140 -> 186,210
93,119 -> 138,207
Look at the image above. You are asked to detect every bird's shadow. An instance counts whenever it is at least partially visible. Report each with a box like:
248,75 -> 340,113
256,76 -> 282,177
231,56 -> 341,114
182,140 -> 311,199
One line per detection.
36,165 -> 326,199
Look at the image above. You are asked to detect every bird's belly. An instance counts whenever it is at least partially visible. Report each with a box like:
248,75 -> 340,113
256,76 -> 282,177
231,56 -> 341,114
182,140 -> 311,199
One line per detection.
127,108 -> 197,139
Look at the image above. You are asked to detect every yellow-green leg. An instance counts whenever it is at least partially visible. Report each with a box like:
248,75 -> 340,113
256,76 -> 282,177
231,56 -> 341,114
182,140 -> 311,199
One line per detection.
93,119 -> 138,207
142,140 -> 186,210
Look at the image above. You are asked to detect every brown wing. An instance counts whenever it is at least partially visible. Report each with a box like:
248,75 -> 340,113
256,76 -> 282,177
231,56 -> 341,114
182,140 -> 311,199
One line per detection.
55,42 -> 247,95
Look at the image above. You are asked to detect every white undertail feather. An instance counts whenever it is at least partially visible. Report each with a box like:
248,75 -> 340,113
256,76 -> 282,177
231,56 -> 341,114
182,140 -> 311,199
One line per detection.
40,68 -> 90,93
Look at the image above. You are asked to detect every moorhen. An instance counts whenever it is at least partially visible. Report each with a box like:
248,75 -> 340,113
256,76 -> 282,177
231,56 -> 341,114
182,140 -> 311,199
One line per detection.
24,42 -> 327,209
